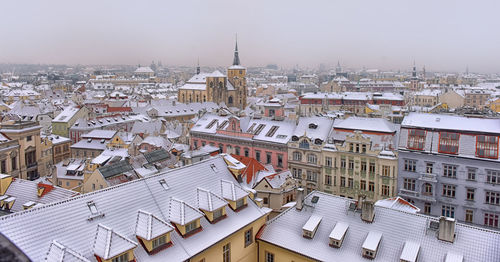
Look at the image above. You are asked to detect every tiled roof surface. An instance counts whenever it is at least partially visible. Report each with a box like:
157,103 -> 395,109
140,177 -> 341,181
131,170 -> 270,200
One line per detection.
0,157 -> 267,261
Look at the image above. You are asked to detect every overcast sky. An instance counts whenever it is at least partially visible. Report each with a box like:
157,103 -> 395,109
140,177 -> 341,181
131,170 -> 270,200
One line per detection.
0,0 -> 499,73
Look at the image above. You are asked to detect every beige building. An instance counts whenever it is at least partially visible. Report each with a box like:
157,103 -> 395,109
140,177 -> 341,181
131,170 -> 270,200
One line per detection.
0,121 -> 44,180
324,131 -> 398,202
439,89 -> 465,109
464,89 -> 491,109
51,106 -> 89,137
411,89 -> 441,107
0,134 -> 20,178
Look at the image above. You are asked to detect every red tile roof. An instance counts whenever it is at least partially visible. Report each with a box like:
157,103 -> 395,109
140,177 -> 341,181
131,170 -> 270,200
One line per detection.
231,154 -> 267,185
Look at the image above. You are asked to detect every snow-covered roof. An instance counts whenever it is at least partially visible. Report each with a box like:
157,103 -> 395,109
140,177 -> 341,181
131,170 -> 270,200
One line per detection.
197,188 -> 227,212
402,113 -> 500,134
0,156 -> 268,261
375,197 -> 420,214
135,67 -> 154,73
258,191 -> 500,261
81,130 -> 117,140
334,117 -> 395,133
293,116 -> 334,142
53,107 -> 81,123
135,210 -> 173,241
93,224 -> 138,259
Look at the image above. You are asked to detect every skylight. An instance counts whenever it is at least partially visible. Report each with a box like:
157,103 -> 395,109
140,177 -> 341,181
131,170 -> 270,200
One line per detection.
159,179 -> 169,190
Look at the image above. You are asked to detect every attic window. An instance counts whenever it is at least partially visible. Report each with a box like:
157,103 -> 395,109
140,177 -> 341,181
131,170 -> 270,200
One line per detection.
159,179 -> 169,190
88,201 -> 98,215
302,215 -> 322,239
100,139 -> 105,144
246,123 -> 256,132
87,138 -> 92,143
254,124 -> 266,135
292,135 -> 299,141
266,126 -> 279,137
219,120 -> 229,129
87,201 -> 104,220
210,164 -> 218,173
206,119 -> 217,129
309,123 -> 318,129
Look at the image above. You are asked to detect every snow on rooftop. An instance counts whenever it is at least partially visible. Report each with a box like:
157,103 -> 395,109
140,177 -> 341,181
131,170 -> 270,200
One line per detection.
362,231 -> 382,251
334,116 -> 395,133
303,214 -> 322,232
400,241 -> 420,262
402,113 -> 500,134
329,222 -> 349,240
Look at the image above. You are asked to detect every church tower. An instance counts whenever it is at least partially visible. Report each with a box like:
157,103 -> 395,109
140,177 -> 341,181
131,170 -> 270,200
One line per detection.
410,61 -> 419,91
227,37 -> 247,109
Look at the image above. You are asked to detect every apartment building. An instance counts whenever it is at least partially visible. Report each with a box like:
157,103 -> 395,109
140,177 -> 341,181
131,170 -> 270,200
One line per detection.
323,117 -> 398,202
398,113 -> 500,228
0,121 -> 43,180
288,116 -> 334,194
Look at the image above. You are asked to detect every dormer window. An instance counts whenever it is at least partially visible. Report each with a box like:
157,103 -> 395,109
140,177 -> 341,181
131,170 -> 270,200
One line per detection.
362,231 -> 382,259
309,123 -> 318,129
93,224 -> 137,262
169,198 -> 204,238
329,222 -> 349,248
136,210 -> 173,254
221,180 -> 249,212
197,188 -> 228,223
302,215 -> 322,239
400,241 -> 420,262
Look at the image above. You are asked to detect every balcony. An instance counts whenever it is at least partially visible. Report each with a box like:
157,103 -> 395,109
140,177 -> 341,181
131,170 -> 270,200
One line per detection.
418,172 -> 437,183
399,189 -> 436,203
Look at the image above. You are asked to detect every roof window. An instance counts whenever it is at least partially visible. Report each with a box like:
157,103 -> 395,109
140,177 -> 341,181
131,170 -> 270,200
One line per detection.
159,179 -> 169,190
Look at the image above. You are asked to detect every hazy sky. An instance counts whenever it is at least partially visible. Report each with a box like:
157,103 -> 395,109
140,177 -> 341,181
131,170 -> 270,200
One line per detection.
1,0 -> 499,73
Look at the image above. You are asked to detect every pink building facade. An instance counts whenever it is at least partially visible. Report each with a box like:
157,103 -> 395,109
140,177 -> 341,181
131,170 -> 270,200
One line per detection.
190,115 -> 293,171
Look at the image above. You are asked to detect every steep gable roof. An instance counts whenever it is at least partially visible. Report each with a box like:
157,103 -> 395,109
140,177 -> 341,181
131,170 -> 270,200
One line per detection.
220,180 -> 249,201
45,240 -> 90,262
93,224 -> 137,260
169,198 -> 204,225
135,210 -> 173,241
197,188 -> 227,212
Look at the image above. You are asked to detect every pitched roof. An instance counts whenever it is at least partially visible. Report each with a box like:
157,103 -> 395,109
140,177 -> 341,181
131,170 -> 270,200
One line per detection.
135,210 -> 173,241
0,157 -> 268,261
169,198 -> 204,225
197,188 -> 227,212
220,180 -> 249,201
93,224 -> 137,259
144,149 -> 169,164
98,161 -> 133,179
45,240 -> 90,262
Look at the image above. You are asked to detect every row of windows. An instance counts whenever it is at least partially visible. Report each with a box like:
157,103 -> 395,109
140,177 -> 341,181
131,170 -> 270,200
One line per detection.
434,205 -> 500,228
406,129 -> 499,159
292,152 -> 318,164
403,159 -> 500,184
0,157 -> 17,173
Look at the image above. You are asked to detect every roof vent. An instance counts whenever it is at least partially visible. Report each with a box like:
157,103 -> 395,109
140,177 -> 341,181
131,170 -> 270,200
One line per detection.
436,117 -> 441,122
159,179 -> 169,190
87,201 -> 104,221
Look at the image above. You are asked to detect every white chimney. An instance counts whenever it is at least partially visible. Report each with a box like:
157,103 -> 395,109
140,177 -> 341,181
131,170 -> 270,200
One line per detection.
438,216 -> 456,243
361,200 -> 375,223
296,188 -> 304,211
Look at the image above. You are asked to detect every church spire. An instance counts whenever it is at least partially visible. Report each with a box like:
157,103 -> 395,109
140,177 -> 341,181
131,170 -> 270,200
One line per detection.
196,57 -> 200,75
232,34 -> 240,66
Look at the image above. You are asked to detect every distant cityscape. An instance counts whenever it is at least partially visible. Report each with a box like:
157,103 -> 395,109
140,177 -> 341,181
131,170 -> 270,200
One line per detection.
0,30 -> 499,262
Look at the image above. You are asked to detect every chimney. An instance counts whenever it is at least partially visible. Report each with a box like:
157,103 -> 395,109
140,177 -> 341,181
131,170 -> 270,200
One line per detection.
0,174 -> 13,195
296,188 -> 304,211
254,198 -> 263,208
361,200 -> 375,223
438,216 -> 456,243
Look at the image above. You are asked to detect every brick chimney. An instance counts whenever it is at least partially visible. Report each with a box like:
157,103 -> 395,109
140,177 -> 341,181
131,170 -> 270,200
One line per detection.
438,216 -> 456,243
296,188 -> 304,211
361,200 -> 375,223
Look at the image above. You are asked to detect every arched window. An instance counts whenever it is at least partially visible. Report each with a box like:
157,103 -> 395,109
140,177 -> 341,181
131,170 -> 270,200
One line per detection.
293,152 -> 302,161
299,140 -> 310,149
228,96 -> 233,105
